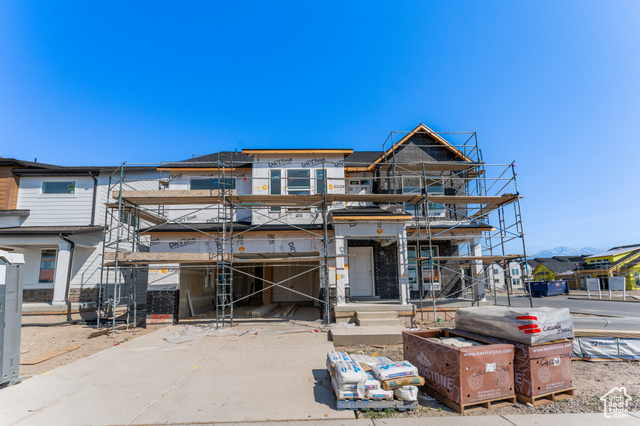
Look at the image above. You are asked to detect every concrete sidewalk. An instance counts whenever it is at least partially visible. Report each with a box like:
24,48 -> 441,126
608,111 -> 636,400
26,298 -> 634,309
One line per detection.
169,412 -> 640,425
0,325 -> 353,425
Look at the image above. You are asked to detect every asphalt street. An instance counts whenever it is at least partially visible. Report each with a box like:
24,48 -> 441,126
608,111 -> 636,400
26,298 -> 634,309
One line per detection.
493,295 -> 640,318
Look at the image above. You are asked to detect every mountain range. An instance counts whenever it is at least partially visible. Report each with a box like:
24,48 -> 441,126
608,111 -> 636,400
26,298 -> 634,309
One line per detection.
531,246 -> 603,258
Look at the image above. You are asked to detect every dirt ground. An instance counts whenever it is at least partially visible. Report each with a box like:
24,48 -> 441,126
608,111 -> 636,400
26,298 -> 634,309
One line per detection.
19,323 -> 157,377
341,342 -> 640,418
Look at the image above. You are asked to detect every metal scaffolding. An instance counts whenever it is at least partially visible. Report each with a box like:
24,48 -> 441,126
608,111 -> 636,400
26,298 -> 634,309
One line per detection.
98,128 -> 532,329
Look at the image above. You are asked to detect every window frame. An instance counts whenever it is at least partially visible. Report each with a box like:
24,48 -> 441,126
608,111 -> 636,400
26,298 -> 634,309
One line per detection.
189,177 -> 236,191
38,249 -> 57,284
270,169 -> 282,213
286,169 -> 311,195
41,181 -> 76,195
408,244 -> 440,292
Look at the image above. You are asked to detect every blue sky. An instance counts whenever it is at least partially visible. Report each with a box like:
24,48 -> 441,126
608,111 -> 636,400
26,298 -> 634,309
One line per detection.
1,1 -> 639,253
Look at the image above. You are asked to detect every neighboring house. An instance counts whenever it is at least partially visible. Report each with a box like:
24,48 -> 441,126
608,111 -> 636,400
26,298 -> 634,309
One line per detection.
531,256 -> 583,289
0,157 -> 158,317
485,262 -> 504,291
575,244 -> 640,290
521,259 -> 539,282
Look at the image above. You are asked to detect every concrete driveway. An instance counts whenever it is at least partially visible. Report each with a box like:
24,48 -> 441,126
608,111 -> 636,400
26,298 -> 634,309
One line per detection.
0,324 -> 354,425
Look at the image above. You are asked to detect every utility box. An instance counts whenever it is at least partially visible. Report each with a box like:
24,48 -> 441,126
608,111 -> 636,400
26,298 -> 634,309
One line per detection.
0,250 -> 25,386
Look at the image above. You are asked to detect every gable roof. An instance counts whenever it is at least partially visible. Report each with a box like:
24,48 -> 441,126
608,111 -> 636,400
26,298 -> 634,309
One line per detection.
586,244 -> 640,259
533,256 -> 585,274
366,123 -> 473,171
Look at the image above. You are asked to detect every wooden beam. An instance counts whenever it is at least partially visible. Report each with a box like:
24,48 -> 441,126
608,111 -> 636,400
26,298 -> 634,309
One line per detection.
112,189 -> 519,208
103,251 -> 327,265
420,254 -> 524,262
331,216 -> 412,221
105,203 -> 166,225
20,346 -> 80,365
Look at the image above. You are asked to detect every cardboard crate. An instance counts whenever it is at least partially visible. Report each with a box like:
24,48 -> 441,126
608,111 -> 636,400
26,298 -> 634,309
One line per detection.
402,329 -> 515,413
448,330 -> 573,400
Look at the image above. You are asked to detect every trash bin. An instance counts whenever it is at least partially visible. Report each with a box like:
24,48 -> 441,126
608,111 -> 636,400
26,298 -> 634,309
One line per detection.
0,249 -> 25,387
526,281 -> 568,297
545,280 -> 569,296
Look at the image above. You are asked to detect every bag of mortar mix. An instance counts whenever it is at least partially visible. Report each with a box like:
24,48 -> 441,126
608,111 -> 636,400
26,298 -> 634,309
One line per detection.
394,385 -> 418,402
455,306 -> 574,345
340,371 -> 381,391
326,351 -> 352,371
350,354 -> 393,368
333,360 -> 367,396
366,388 -> 394,399
372,361 -> 418,381
331,375 -> 362,399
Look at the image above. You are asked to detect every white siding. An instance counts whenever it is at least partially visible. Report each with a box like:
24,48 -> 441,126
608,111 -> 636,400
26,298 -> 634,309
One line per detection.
165,170 -> 252,223
249,153 -> 346,225
21,246 -> 57,289
17,176 -> 95,226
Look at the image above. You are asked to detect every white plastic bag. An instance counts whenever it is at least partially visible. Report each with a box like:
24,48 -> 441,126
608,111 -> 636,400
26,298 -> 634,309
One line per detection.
372,361 -> 418,381
340,371 -> 380,391
350,354 -> 393,368
394,385 -> 418,401
366,388 -> 394,399
331,375 -> 362,399
334,360 -> 367,396
326,351 -> 352,371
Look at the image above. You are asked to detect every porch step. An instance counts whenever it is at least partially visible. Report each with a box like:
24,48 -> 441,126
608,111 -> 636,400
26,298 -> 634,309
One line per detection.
356,311 -> 403,327
330,326 -> 406,346
356,311 -> 399,320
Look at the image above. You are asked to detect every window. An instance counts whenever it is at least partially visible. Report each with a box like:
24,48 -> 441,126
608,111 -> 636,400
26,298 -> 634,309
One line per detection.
120,211 -> 140,227
42,181 -> 75,194
425,178 -> 445,215
402,177 -> 422,195
494,268 -> 500,274
402,176 -> 444,216
270,170 -> 281,212
316,170 -> 325,194
512,278 -> 521,286
511,268 -> 519,276
38,250 -> 57,283
495,278 -> 500,283
408,244 -> 439,292
190,178 -> 235,190
286,169 -> 310,195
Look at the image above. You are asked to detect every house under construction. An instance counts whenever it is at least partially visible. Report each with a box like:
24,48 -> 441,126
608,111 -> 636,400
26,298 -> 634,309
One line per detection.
100,123 -> 531,328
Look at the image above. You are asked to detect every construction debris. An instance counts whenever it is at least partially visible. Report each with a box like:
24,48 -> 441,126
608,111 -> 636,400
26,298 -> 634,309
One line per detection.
20,346 -> 80,365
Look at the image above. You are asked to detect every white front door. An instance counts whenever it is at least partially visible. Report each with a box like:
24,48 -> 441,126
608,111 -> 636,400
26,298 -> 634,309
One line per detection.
349,247 -> 374,297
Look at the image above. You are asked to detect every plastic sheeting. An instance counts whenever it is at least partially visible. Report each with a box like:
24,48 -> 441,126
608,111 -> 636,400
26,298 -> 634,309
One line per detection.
572,337 -> 640,361
455,306 -> 574,345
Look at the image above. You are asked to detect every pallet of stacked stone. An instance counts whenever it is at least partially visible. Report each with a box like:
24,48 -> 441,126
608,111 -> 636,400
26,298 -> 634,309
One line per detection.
446,329 -> 574,406
403,329 -> 517,414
